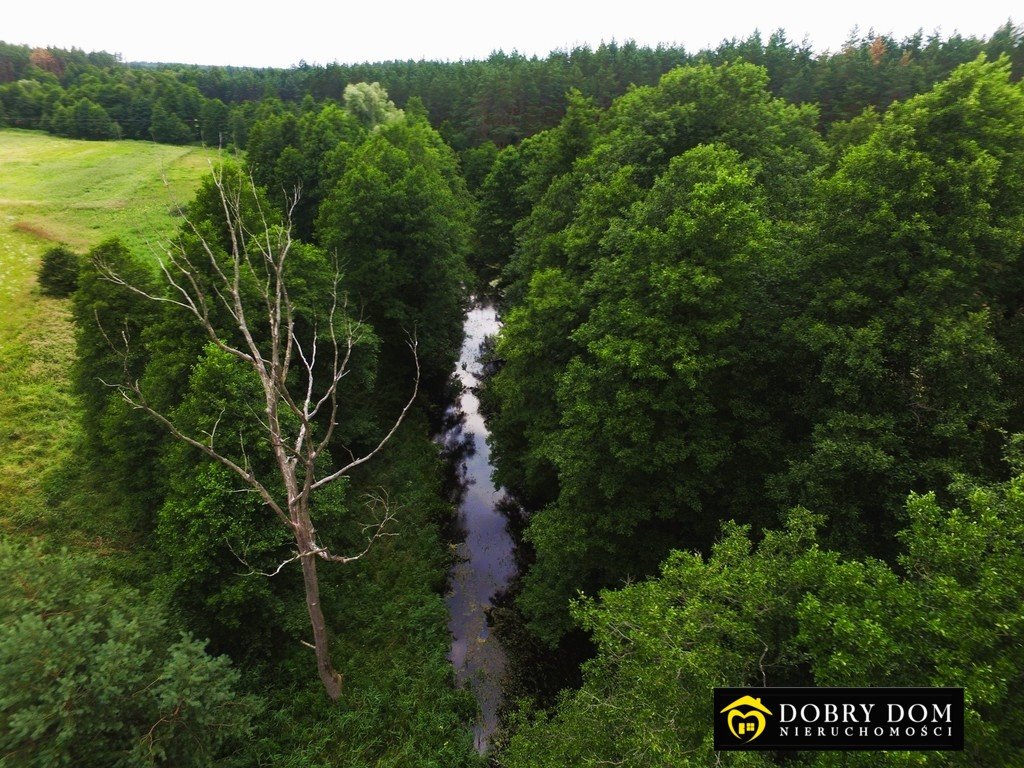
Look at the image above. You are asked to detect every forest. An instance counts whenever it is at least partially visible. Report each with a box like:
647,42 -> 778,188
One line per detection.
0,20 -> 1023,768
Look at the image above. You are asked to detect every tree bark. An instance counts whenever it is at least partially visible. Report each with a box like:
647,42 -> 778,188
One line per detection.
295,510 -> 343,700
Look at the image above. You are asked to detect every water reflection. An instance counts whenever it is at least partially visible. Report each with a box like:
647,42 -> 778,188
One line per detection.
441,302 -> 515,753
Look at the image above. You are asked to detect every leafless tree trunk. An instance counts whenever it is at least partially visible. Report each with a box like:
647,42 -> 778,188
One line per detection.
97,168 -> 418,700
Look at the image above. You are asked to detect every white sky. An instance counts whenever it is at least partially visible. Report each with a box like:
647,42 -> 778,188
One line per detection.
3,1 -> 1018,68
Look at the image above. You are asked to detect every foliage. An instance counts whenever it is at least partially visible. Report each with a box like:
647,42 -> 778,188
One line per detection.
316,112 -> 471,402
472,144 -> 526,279
519,144 -> 792,642
242,425 -> 482,767
2,26 -> 1022,150
0,538 -> 259,767
502,467 -> 1024,767
149,101 -> 193,144
459,139 -> 498,194
36,243 -> 79,296
778,56 -> 1024,552
487,60 -> 824,641
246,103 -> 364,239
2,126 -> 478,764
482,54 -> 1024,653
796,474 -> 1024,766
343,81 -> 403,129
153,346 -> 299,663
72,239 -> 165,529
48,97 -> 120,140
62,155 -> 478,754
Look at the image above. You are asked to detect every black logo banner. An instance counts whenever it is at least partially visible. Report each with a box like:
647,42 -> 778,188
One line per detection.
714,687 -> 964,750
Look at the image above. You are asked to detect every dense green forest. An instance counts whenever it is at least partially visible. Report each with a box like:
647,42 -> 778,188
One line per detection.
482,50 -> 1024,767
1,20 -> 1023,768
2,23 -> 1023,149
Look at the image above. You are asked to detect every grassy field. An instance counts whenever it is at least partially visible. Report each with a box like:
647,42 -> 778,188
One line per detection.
0,129 -> 214,543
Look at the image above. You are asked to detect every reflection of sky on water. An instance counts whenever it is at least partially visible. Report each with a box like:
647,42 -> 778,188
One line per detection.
442,303 -> 515,753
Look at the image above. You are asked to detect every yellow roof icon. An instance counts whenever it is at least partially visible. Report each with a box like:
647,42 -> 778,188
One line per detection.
720,695 -> 773,716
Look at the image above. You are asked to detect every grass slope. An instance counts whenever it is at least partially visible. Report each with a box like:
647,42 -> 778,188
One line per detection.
0,129 -> 214,541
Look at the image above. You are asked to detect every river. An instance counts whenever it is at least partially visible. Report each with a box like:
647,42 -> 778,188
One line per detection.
442,302 -> 515,753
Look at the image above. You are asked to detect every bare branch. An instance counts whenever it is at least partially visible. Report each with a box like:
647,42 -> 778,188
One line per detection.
93,165 -> 415,701
95,242 -> 260,367
115,378 -> 290,527
201,407 -> 227,451
228,489 -> 398,576
311,335 -> 420,491
226,539 -> 304,578
313,489 -> 400,564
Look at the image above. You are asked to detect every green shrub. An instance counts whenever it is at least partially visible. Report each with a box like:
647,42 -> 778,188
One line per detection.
37,244 -> 79,297
0,537 -> 261,767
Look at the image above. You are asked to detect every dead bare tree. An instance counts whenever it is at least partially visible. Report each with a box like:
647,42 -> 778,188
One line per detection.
96,167 -> 418,700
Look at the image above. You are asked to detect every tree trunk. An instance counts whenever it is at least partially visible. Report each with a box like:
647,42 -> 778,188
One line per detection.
295,515 -> 343,700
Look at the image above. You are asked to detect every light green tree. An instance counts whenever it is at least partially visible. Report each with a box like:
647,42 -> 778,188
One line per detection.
343,82 -> 403,129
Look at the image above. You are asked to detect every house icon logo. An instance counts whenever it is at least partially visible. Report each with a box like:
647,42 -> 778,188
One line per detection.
720,695 -> 773,742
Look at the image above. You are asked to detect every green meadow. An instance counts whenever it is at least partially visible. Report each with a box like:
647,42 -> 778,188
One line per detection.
0,129 -> 214,542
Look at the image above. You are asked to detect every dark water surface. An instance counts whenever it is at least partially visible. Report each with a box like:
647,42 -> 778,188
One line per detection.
442,303 -> 515,752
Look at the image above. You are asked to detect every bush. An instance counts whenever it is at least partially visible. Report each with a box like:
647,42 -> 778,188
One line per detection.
37,243 -> 79,296
0,537 -> 261,767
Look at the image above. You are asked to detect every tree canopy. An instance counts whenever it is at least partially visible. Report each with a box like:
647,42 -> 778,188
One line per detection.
503,464 -> 1024,767
0,539 -> 258,767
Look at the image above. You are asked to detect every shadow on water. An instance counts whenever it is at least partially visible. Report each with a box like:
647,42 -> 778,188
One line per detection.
440,301 -> 516,753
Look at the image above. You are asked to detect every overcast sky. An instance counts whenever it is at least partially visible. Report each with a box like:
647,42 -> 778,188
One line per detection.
3,1 -> 1018,67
